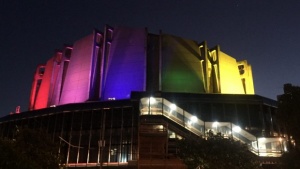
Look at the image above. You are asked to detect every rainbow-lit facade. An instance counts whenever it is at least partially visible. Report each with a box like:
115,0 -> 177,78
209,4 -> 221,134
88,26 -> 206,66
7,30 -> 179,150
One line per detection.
29,26 -> 254,111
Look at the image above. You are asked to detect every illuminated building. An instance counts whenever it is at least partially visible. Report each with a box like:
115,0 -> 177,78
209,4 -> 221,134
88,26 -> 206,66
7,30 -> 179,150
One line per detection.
0,25 -> 284,168
28,26 -> 254,110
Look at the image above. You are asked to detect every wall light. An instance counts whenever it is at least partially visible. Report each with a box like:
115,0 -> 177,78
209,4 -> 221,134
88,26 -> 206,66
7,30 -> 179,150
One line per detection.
191,116 -> 198,123
212,122 -> 219,128
170,103 -> 177,111
233,126 -> 241,133
258,137 -> 266,142
149,97 -> 156,104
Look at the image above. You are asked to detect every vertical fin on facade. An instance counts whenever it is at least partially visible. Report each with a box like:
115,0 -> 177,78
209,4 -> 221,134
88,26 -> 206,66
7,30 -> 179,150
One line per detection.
199,41 -> 208,93
146,33 -> 160,92
100,25 -> 114,100
29,64 -> 45,110
238,60 -> 255,94
47,51 -> 63,106
49,46 -> 72,106
89,29 -> 103,101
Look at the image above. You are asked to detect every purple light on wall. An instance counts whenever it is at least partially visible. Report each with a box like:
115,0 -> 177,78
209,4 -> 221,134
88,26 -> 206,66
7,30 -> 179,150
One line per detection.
102,27 -> 147,100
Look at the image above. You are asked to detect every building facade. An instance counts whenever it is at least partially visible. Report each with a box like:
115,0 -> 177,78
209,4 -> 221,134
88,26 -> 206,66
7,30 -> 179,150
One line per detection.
28,26 -> 254,111
0,25 -> 285,168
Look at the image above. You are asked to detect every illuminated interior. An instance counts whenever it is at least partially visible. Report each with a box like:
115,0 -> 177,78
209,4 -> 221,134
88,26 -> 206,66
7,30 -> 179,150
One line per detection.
140,97 -> 287,157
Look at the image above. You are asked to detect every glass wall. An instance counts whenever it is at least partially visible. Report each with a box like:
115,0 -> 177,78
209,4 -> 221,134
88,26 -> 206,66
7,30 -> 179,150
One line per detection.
0,105 -> 138,167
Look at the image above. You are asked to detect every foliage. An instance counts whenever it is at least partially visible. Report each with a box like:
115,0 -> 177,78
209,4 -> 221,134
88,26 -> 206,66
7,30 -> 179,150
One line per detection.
0,138 -> 31,169
177,134 -> 262,169
280,147 -> 300,169
0,128 -> 61,169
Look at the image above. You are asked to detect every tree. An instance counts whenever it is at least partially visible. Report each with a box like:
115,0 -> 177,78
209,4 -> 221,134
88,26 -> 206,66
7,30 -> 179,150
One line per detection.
0,138 -> 32,169
280,147 -> 300,169
177,134 -> 262,169
0,128 -> 62,169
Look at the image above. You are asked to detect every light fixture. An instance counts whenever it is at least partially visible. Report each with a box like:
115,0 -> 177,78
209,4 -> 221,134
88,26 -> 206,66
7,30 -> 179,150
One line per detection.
212,122 -> 219,128
149,97 -> 156,104
258,137 -> 266,142
170,103 -> 176,110
233,126 -> 241,133
191,116 -> 197,123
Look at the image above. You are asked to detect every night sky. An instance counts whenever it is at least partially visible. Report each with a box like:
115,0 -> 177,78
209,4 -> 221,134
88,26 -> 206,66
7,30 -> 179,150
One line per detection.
1,0 -> 300,117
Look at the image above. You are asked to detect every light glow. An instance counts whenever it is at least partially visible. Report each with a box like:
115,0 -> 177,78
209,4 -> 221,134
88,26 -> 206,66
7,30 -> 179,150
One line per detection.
149,97 -> 156,104
191,116 -> 198,123
170,103 -> 177,110
212,122 -> 219,128
233,126 -> 241,133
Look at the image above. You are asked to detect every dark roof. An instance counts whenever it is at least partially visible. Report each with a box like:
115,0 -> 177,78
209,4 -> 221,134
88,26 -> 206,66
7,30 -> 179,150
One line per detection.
0,92 -> 277,123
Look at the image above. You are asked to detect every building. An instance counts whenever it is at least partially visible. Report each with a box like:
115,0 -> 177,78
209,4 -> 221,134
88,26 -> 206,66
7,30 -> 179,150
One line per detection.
28,26 -> 254,110
277,83 -> 300,148
0,25 -> 286,168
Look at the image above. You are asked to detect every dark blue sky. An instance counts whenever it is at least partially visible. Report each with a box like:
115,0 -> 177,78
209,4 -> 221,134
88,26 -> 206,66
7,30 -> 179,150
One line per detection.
1,0 -> 300,117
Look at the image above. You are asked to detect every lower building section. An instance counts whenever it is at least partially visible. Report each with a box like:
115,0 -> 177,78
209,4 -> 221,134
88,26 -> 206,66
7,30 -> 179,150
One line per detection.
0,92 -> 287,168
138,121 -> 186,169
1,101 -> 138,168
